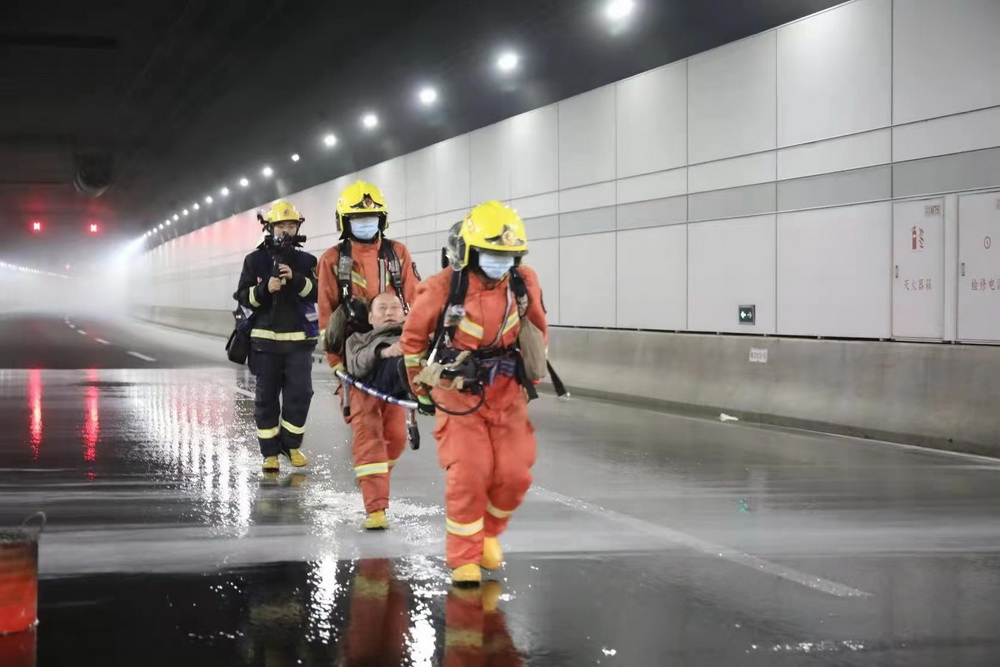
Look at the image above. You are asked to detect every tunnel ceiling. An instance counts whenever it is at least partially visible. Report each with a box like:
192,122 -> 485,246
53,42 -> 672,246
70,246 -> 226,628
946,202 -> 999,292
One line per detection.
0,0 -> 845,255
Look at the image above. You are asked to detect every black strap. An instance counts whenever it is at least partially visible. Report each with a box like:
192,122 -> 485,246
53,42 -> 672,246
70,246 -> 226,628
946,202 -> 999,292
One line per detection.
378,240 -> 409,313
430,269 -> 469,355
336,239 -> 354,313
547,360 -> 569,397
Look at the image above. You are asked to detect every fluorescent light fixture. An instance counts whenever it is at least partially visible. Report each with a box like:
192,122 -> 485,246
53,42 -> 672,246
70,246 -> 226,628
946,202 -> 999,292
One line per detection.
220,187 -> 230,197
205,195 -> 213,204
362,113 -> 378,129
166,219 -> 171,226
418,87 -> 438,105
239,177 -> 250,187
606,0 -> 635,21
193,203 -> 200,210
497,51 -> 519,72
172,214 -> 179,221
262,166 -> 274,177
182,209 -> 189,216
291,153 -> 300,162
323,134 -> 337,147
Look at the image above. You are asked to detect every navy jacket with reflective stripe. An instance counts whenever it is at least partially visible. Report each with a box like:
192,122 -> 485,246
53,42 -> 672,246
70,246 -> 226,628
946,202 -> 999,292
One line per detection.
234,247 -> 319,351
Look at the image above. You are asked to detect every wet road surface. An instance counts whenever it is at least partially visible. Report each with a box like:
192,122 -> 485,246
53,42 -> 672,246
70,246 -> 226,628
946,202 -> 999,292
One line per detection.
1,315 -> 1000,665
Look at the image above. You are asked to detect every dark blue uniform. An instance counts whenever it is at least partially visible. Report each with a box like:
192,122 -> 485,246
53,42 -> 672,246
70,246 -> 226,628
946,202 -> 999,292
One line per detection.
234,244 -> 320,457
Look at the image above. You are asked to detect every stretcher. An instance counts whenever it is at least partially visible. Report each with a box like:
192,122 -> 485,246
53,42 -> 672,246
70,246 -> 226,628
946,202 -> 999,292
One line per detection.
335,369 -> 420,450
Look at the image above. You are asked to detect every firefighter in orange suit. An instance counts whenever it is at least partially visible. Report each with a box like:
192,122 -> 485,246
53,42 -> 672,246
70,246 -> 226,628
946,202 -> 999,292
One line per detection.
400,201 -> 547,585
339,559 -> 410,665
317,181 -> 419,530
445,582 -> 523,666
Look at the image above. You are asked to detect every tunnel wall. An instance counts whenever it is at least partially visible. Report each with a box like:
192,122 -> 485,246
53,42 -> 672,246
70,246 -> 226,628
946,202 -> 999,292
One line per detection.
542,328 -> 1000,456
130,0 -> 1000,451
132,0 -> 1000,345
133,303 -> 1000,454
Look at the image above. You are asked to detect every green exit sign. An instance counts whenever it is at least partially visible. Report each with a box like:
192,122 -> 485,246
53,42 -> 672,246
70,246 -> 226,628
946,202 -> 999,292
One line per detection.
739,305 -> 756,325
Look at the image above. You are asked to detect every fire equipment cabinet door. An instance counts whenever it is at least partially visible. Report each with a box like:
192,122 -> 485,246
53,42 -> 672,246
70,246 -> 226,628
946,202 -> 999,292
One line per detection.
892,198 -> 944,340
958,191 -> 1000,343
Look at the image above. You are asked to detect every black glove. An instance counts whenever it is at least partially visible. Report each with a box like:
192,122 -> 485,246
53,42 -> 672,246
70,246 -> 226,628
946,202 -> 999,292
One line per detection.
416,394 -> 436,416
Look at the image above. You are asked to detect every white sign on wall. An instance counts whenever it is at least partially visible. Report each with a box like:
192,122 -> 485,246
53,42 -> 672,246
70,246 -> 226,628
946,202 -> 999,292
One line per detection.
958,191 -> 1000,343
749,348 -> 768,363
893,198 -> 945,340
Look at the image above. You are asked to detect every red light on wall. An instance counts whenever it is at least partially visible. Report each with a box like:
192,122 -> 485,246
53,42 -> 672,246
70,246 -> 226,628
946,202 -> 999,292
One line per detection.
31,221 -> 42,232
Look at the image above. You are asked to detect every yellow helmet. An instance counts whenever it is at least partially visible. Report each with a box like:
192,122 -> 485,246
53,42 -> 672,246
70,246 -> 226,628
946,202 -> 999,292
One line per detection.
259,199 -> 304,225
336,180 -> 388,234
452,201 -> 528,269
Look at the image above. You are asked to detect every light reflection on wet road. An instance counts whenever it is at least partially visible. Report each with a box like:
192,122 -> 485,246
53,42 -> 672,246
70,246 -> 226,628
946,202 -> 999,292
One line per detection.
0,316 -> 999,664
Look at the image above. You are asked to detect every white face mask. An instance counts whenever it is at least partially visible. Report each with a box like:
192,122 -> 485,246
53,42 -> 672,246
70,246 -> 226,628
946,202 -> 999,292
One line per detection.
350,215 -> 380,241
478,251 -> 514,280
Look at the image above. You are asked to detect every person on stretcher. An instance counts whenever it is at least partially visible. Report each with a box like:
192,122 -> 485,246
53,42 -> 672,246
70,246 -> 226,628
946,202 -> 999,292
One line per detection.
345,292 -> 410,400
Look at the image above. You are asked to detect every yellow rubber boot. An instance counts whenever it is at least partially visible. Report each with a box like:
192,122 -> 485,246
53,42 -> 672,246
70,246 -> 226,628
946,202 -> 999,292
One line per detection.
262,456 -> 280,472
481,580 -> 503,612
451,563 -> 482,587
481,537 -> 503,570
286,448 -> 308,467
364,510 -> 388,531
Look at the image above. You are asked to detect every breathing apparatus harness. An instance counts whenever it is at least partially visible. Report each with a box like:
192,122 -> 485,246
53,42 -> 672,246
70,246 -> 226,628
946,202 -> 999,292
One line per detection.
256,212 -> 307,297
419,261 -> 566,416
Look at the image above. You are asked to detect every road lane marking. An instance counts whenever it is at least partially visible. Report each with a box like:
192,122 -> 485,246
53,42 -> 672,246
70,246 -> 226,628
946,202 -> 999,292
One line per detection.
95,339 -> 110,345
533,487 -> 871,598
127,351 -> 156,362
77,330 -> 87,335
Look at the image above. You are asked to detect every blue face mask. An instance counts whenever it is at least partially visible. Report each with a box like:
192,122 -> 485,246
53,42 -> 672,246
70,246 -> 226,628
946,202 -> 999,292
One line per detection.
478,251 -> 515,280
350,216 -> 380,241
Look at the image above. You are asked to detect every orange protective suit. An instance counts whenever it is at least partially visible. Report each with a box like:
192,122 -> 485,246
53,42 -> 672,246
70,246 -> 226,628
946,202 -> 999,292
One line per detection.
401,265 -> 547,569
317,239 -> 419,514
445,584 -> 523,667
340,559 -> 409,665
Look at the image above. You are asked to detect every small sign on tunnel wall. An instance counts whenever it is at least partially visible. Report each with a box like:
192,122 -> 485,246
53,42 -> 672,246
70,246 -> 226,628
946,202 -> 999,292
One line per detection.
739,305 -> 756,325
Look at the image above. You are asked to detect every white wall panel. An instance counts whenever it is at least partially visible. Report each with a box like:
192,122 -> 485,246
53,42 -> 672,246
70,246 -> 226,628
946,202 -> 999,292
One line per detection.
559,86 -> 616,189
470,121 -> 511,204
777,129 -> 891,180
617,226 -> 687,329
434,135 -> 471,214
510,193 -> 559,220
689,32 -> 777,163
411,252 -> 441,286
777,0 -> 891,146
361,157 -> 407,221
616,62 -> 687,178
510,105 -> 559,198
560,233 -> 615,327
688,216 -> 776,333
527,238 -> 560,326
689,152 -> 776,193
436,209 -> 466,232
893,106 -> 1000,163
777,202 -> 892,338
616,168 -> 688,204
559,182 -> 616,213
406,215 -> 436,237
405,148 -> 436,219
893,0 -> 1000,124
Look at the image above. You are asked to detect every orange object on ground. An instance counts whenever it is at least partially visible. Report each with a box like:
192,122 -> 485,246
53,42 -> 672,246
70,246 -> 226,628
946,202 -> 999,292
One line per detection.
0,514 -> 44,636
341,559 -> 409,665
